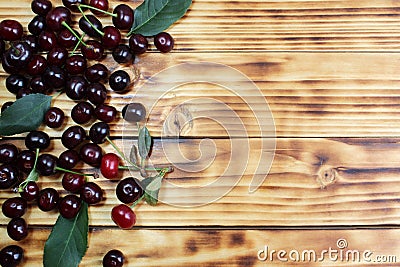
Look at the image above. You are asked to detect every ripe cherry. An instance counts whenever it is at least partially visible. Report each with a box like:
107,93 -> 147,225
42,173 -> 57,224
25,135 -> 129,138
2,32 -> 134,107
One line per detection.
7,218 -> 28,241
103,249 -> 124,267
86,82 -> 107,105
44,107 -> 65,128
46,6 -> 72,32
85,63 -> 108,83
0,164 -> 20,189
61,125 -> 87,149
71,101 -> 94,124
111,204 -> 136,229
116,177 -> 143,204
65,75 -> 88,100
16,150 -> 36,173
80,143 -> 103,167
94,104 -> 118,123
89,0 -> 109,16
62,173 -> 85,193
0,245 -> 24,267
58,149 -> 80,170
25,130 -> 50,151
0,143 -> 19,164
36,154 -> 58,176
102,26 -> 121,50
38,187 -> 59,211
20,181 -> 40,201
154,32 -> 174,53
0,20 -> 23,41
81,40 -> 104,60
100,153 -> 120,179
112,4 -> 134,30
89,121 -> 110,144
31,0 -> 53,16
80,182 -> 103,205
2,197 -> 27,218
78,14 -> 103,38
58,194 -> 82,219
38,30 -> 58,51
129,34 -> 148,55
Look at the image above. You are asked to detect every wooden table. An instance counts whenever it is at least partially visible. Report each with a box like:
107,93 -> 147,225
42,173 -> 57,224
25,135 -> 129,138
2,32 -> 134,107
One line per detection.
2,0 -> 400,266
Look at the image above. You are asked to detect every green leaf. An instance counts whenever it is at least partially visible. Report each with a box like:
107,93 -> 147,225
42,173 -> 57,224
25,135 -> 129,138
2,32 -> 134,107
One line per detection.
0,94 -> 52,136
128,0 -> 192,37
44,202 -> 89,267
138,126 -> 152,159
141,175 -> 163,206
129,144 -> 138,165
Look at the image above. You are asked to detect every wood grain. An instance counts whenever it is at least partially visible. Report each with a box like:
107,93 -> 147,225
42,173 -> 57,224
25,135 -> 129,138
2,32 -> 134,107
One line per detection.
0,228 -> 399,266
3,52 -> 400,138
2,0 -> 400,51
1,138 -> 400,227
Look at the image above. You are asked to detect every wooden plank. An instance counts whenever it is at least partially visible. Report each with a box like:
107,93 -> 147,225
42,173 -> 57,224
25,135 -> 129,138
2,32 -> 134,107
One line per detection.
1,138 -> 400,226
2,0 -> 400,51
0,228 -> 399,266
2,52 -> 400,138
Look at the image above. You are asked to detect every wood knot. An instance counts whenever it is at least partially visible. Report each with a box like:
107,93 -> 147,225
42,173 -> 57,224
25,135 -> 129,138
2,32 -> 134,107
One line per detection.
317,167 -> 337,189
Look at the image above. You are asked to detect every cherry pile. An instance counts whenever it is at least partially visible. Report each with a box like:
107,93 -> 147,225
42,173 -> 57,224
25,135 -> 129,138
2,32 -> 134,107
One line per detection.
0,0 -> 175,265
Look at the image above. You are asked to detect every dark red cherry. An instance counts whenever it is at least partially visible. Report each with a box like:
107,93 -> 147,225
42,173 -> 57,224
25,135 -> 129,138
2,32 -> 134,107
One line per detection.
102,26 -> 121,50
57,28 -> 79,48
79,143 -> 103,167
5,42 -> 33,68
111,204 -> 136,229
71,101 -> 94,124
129,34 -> 148,55
31,0 -> 53,16
89,121 -> 110,144
46,6 -> 72,32
0,164 -> 20,189
103,249 -> 124,267
109,70 -> 130,92
85,63 -> 108,83
28,15 -> 47,36
16,150 -> 36,173
81,40 -> 104,60
80,182 -> 103,205
58,194 -> 82,219
62,173 -> 85,193
30,76 -> 49,93
44,107 -> 65,128
27,54 -> 48,76
7,218 -> 28,241
38,30 -> 58,51
94,104 -> 118,123
154,32 -> 174,53
78,15 -> 103,38
0,20 -> 23,41
0,245 -> 24,267
112,44 -> 134,64
112,4 -> 134,30
63,0 -> 88,12
65,55 -> 87,75
61,125 -> 87,149
25,130 -> 50,151
20,181 -> 40,201
5,74 -> 28,95
116,177 -> 143,204
36,154 -> 58,176
37,187 -> 59,211
100,153 -> 120,179
47,46 -> 68,66
89,0 -> 109,16
42,65 -> 66,89
2,197 -> 27,218
86,82 -> 107,105
65,75 -> 88,100
22,34 -> 40,53
58,149 -> 80,170
0,143 -> 18,164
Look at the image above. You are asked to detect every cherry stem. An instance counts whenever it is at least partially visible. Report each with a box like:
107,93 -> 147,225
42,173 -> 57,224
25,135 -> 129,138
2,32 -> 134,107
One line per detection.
17,148 -> 40,192
10,43 -> 21,56
70,32 -> 86,56
61,21 -> 88,47
106,136 -> 138,167
78,5 -> 104,36
55,166 -> 97,178
79,4 -> 117,17
130,194 -> 145,209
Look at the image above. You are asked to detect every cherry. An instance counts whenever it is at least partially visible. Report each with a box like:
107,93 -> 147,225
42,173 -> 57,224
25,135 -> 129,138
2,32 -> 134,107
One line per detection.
129,34 -> 148,55
154,32 -> 174,53
28,15 -> 47,36
5,74 -> 28,95
122,103 -> 146,122
7,218 -> 28,241
100,153 -> 120,179
1,102 -> 14,113
81,40 -> 104,60
0,20 -> 23,41
112,44 -> 134,64
109,70 -> 130,92
89,0 -> 109,16
42,65 -> 67,89
0,143 -> 18,164
85,63 -> 108,83
103,249 -> 124,267
71,101 -> 94,124
38,30 -> 58,51
30,76 -> 49,93
62,173 -> 85,193
59,194 -> 82,219
27,54 -> 48,76
0,245 -> 24,267
61,125 -> 87,149
65,75 -> 88,100
89,121 -> 110,144
58,149 -> 80,170
31,0 -> 52,16
80,182 -> 103,205
111,204 -> 136,229
22,34 -> 40,53
16,150 -> 36,173
20,181 -> 40,201
78,15 -> 103,38
116,177 -> 143,204
102,26 -> 121,50
25,130 -> 50,151
80,143 -> 103,167
36,154 -> 58,176
113,4 -> 134,30
57,28 -> 79,48
63,0 -> 88,12
2,197 -> 27,218
65,55 -> 87,75
44,107 -> 65,128
47,46 -> 68,66
94,104 -> 118,123
2,53 -> 21,74
0,164 -> 20,189
5,42 -> 33,68
86,82 -> 107,105
46,6 -> 72,32
38,187 -> 59,211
